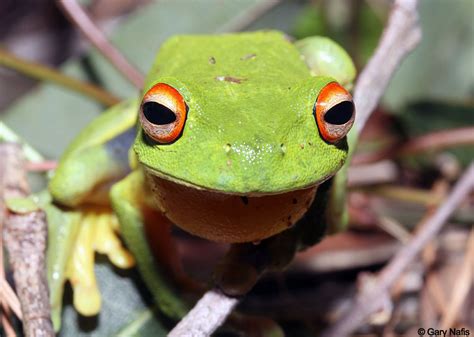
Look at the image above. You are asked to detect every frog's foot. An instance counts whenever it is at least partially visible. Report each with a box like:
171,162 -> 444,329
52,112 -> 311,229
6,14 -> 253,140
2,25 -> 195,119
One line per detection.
66,206 -> 135,316
215,226 -> 301,297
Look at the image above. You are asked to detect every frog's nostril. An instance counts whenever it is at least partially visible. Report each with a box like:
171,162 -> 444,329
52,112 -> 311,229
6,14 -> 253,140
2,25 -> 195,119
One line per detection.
324,101 -> 354,125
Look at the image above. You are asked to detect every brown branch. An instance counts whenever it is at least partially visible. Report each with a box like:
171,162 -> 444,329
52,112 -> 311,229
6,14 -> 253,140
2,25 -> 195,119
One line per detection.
0,143 -> 26,321
1,312 -> 16,337
353,126 -> 474,165
25,161 -> 58,172
1,194 -> 19,337
321,162 -> 474,337
347,160 -> 398,186
0,48 -> 120,107
57,0 -> 144,89
439,228 -> 474,329
353,0 -> 422,133
1,143 -> 54,337
168,289 -> 239,337
398,126 -> 474,156
0,280 -> 23,320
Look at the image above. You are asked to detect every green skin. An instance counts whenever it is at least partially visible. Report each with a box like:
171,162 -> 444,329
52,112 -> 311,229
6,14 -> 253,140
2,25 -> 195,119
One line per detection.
46,31 -> 356,326
137,32 -> 348,193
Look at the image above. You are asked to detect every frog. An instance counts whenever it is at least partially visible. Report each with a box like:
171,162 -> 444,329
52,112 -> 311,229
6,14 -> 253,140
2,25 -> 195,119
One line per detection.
45,30 -> 356,328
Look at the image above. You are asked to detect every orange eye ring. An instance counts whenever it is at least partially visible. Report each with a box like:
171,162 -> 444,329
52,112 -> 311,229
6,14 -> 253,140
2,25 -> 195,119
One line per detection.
139,83 -> 187,144
314,82 -> 355,143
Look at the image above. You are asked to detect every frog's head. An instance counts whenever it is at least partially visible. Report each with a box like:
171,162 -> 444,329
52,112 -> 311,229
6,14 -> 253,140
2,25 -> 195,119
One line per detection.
134,32 -> 355,195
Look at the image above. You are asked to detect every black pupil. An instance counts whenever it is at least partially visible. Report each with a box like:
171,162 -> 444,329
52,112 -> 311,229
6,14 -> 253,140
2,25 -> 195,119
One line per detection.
324,101 -> 354,125
143,102 -> 177,125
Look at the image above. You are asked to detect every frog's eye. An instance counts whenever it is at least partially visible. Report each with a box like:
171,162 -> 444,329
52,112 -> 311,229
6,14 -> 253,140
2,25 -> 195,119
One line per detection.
314,82 -> 355,143
139,83 -> 187,143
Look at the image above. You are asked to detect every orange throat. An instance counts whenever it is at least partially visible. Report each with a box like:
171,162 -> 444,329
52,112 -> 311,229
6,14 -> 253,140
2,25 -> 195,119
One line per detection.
146,173 -> 318,243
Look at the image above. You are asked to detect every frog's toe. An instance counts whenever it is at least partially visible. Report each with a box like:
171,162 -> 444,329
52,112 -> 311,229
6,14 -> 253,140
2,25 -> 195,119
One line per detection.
95,213 -> 135,269
66,207 -> 135,316
67,212 -> 101,316
72,281 -> 101,316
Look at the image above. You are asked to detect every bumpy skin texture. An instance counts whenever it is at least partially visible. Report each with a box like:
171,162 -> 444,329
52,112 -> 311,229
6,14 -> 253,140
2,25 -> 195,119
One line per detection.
135,31 -> 348,194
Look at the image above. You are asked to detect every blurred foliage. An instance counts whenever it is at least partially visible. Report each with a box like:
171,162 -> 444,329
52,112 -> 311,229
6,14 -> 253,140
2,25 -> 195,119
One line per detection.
384,0 -> 474,110
292,0 -> 386,67
397,101 -> 474,167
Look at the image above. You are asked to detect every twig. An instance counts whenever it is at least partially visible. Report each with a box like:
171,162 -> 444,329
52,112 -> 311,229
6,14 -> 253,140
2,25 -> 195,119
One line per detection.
0,281 -> 23,320
364,185 -> 444,206
1,313 -> 16,337
439,229 -> 474,329
1,143 -> 54,337
353,126 -> 474,165
1,191 -> 18,337
398,126 -> 474,156
57,0 -> 144,89
376,216 -> 412,244
348,160 -> 398,186
168,289 -> 239,337
25,161 -> 58,172
0,144 -> 24,327
321,162 -> 474,337
426,273 -> 448,318
0,48 -> 120,107
353,0 -> 421,133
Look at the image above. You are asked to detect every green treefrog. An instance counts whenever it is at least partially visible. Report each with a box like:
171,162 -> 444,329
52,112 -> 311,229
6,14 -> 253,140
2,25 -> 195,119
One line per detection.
45,30 -> 356,326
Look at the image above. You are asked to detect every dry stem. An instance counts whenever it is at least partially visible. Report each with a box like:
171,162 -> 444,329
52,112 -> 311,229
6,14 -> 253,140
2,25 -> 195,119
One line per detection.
321,162 -> 474,337
1,143 -> 54,337
353,126 -> 474,165
0,280 -> 23,320
1,143 -> 26,325
0,48 -> 120,107
353,0 -> 421,133
57,0 -> 144,89
439,229 -> 474,329
168,289 -> 238,337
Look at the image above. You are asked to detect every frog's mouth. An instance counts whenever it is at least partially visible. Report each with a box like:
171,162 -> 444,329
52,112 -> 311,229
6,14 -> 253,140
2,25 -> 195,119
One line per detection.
141,163 -> 334,197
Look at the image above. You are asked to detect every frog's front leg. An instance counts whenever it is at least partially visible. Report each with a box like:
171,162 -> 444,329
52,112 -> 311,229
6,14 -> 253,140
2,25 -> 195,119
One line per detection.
214,231 -> 299,297
110,170 -> 188,319
47,100 -> 140,323
45,197 -> 135,325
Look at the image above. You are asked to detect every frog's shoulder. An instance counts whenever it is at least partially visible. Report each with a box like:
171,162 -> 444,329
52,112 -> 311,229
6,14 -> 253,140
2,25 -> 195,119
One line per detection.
61,99 -> 138,160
